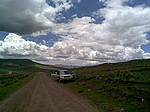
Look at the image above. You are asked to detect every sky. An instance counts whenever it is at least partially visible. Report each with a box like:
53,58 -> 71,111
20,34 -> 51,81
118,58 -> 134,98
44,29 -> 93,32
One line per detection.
0,0 -> 150,66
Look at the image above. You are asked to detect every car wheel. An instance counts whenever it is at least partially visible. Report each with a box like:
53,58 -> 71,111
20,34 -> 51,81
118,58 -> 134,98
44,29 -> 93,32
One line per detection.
58,78 -> 61,82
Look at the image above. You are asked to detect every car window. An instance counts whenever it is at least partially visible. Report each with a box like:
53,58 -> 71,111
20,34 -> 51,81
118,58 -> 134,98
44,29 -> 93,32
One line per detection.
64,71 -> 69,74
60,71 -> 64,74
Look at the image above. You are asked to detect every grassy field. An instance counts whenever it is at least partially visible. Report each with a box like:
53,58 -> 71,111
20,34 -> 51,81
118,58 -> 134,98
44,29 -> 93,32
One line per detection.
0,70 -> 35,101
0,59 -> 60,101
1,59 -> 150,111
56,59 -> 150,112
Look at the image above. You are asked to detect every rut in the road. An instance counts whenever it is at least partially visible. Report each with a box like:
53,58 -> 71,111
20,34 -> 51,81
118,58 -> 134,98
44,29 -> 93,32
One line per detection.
0,73 -> 100,112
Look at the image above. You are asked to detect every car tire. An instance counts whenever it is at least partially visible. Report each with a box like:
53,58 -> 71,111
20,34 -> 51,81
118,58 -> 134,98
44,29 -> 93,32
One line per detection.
58,78 -> 61,82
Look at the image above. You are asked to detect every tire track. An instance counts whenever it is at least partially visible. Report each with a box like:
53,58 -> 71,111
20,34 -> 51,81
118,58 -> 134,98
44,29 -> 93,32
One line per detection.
41,73 -> 99,112
23,74 -> 41,112
39,74 -> 59,112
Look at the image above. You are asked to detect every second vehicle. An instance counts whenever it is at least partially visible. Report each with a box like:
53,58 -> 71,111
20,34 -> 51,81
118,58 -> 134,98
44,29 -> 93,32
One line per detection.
51,70 -> 73,82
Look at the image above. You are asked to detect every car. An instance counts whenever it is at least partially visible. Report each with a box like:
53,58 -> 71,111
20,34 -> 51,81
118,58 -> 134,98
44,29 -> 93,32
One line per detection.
51,71 -> 57,76
71,71 -> 76,79
51,70 -> 73,82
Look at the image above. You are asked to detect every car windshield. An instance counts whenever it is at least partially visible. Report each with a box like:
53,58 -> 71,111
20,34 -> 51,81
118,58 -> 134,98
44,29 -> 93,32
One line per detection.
61,71 -> 70,74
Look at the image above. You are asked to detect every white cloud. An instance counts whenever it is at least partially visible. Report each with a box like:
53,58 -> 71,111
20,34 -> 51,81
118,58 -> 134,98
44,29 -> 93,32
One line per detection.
0,33 -> 48,59
95,0 -> 150,48
49,0 -> 150,64
43,40 -> 46,44
0,0 -> 73,35
0,0 -> 150,66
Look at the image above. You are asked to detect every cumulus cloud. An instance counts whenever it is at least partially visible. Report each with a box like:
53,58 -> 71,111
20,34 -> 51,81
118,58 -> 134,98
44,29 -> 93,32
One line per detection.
94,0 -> 150,48
50,0 -> 150,64
0,0 -> 150,66
0,0 -> 73,35
0,33 -> 98,65
0,33 -> 49,59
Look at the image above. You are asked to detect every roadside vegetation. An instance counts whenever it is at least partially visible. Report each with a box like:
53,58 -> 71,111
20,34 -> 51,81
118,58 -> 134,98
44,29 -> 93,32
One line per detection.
59,59 -> 150,112
0,59 -> 60,101
0,70 -> 35,101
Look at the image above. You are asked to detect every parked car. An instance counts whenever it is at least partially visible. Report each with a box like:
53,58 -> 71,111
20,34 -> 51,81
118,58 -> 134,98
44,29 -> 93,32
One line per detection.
51,71 -> 57,76
51,70 -> 73,82
71,71 -> 76,79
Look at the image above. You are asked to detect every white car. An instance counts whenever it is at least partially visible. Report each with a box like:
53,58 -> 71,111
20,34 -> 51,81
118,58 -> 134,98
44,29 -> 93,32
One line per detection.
52,70 -> 73,82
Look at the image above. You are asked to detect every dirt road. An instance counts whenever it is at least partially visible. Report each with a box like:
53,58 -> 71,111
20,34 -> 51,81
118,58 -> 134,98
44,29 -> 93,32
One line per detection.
0,72 -> 99,112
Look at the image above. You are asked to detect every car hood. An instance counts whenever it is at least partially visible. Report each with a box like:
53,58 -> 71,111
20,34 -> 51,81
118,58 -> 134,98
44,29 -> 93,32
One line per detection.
60,74 -> 72,76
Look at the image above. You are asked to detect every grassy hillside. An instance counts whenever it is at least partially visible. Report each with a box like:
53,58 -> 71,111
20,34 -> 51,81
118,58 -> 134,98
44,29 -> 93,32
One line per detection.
0,71 -> 35,101
62,59 -> 150,112
0,59 -> 60,72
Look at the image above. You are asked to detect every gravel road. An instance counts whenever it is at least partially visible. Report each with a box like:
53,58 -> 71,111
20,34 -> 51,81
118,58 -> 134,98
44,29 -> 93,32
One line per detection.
0,72 -> 99,112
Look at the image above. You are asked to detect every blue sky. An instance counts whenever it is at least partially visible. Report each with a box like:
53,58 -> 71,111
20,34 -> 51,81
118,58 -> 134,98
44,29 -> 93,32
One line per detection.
0,0 -> 150,66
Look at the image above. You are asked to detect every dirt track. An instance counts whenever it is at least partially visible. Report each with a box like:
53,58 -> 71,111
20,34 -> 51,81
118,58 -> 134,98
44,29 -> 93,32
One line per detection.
0,72 -> 99,112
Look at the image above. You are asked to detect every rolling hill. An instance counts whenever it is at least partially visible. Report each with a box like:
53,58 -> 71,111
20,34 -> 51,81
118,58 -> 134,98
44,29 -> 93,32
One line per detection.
0,59 -> 62,72
66,59 -> 150,112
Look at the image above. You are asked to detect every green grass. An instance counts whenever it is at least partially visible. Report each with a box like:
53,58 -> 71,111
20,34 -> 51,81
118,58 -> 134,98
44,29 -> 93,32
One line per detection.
56,59 -> 150,112
0,71 -> 35,101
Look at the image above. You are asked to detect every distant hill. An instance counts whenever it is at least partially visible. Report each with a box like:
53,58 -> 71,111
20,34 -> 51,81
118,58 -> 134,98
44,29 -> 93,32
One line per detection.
74,58 -> 150,71
0,59 -> 62,72
55,64 -> 80,68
